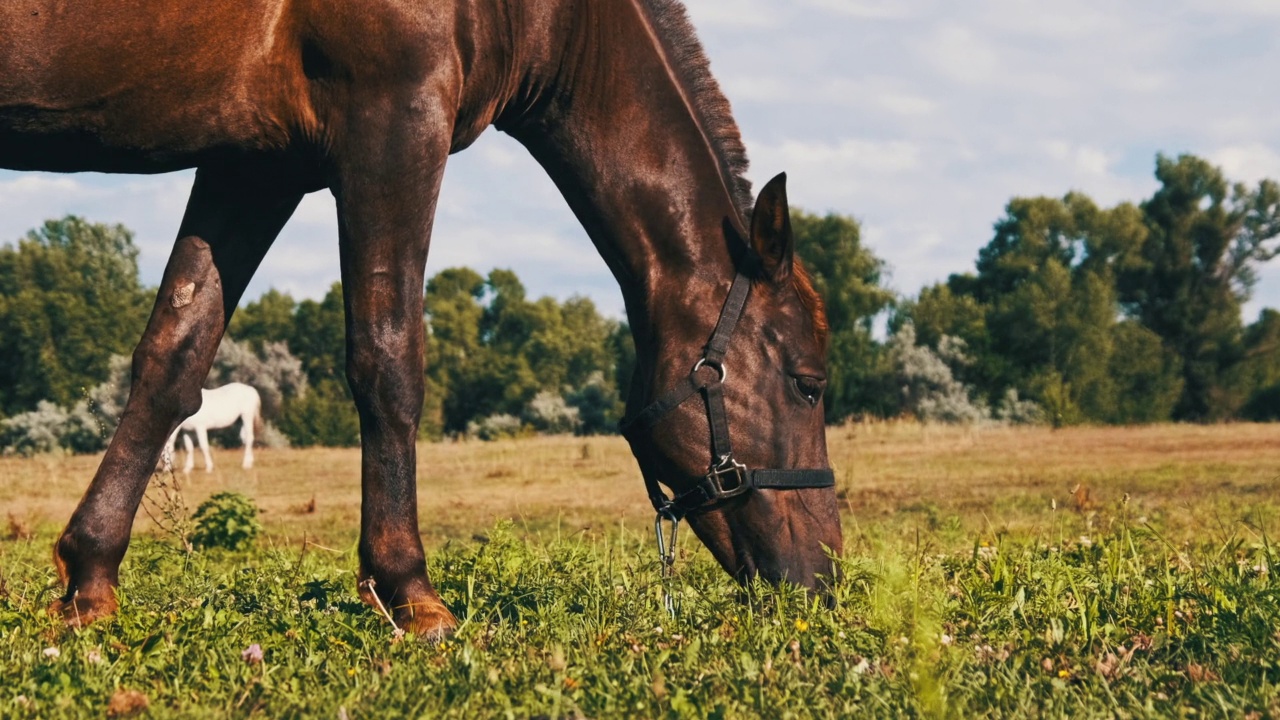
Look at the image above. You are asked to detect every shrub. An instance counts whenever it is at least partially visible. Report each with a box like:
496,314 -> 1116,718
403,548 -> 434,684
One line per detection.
467,414 -> 523,441
890,323 -> 990,424
0,401 -> 66,455
995,388 -> 1043,426
277,381 -> 360,447
524,391 -> 580,435
207,337 -> 308,419
565,372 -> 624,435
190,492 -> 261,551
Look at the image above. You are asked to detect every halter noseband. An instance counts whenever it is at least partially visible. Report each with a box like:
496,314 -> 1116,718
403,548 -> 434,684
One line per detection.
619,271 -> 836,521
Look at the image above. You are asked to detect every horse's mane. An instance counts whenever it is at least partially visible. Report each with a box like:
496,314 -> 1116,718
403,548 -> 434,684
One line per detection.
792,262 -> 830,349
638,0 -> 754,221
638,0 -> 828,347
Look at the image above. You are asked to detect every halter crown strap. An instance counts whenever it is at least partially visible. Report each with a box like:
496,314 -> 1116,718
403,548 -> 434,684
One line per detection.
620,271 -> 835,519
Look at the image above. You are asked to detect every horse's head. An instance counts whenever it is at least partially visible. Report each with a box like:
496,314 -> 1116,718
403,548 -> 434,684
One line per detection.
624,173 -> 842,598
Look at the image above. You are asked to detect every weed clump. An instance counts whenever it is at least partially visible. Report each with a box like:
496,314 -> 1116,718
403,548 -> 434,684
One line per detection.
189,491 -> 261,551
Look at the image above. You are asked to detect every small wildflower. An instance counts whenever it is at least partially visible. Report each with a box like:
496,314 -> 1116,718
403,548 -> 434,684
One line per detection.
86,649 -> 103,664
851,657 -> 870,674
107,689 -> 149,717
940,633 -> 953,646
1058,669 -> 1072,679
794,618 -> 810,633
347,668 -> 357,677
42,647 -> 60,659
563,676 -> 579,690
241,644 -> 263,664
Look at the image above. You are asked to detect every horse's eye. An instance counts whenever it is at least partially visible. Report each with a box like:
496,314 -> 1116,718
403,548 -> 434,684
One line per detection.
792,375 -> 825,406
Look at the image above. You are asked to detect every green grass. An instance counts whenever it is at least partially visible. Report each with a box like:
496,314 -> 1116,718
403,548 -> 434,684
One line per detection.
3,517 -> 1280,718
3,425 -> 1280,717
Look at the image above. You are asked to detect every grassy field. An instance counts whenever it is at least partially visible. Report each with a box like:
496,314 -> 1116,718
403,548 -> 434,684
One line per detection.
2,423 -> 1279,718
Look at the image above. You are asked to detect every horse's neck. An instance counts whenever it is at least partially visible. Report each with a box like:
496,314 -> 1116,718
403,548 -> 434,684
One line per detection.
494,0 -> 747,350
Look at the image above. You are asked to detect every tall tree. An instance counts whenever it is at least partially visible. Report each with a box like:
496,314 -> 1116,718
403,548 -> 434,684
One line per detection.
1121,154 -> 1280,419
289,282 -> 348,389
790,210 -> 896,420
900,189 -> 1185,425
228,289 -> 298,350
1238,309 -> 1280,420
0,217 -> 151,414
424,267 -> 624,435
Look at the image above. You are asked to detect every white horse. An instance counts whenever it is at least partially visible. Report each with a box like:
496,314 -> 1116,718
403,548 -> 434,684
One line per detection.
162,383 -> 262,473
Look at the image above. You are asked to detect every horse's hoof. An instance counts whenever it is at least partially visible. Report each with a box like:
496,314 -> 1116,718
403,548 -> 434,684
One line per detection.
49,591 -> 117,628
397,601 -> 459,643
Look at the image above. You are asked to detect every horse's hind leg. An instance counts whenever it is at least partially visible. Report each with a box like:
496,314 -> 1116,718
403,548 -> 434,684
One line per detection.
52,163 -> 302,625
195,427 -> 213,472
240,416 -> 255,469
333,109 -> 457,640
182,432 -> 196,474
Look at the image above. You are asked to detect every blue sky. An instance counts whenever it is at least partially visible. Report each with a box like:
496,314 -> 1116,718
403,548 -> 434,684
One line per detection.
2,0 -> 1277,321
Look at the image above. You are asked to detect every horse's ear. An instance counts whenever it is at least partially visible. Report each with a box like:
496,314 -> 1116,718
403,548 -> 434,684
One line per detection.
749,172 -> 794,283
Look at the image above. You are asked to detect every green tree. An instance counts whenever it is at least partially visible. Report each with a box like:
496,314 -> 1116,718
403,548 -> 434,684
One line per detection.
0,217 -> 151,414
1238,309 -> 1280,420
424,267 -> 624,436
1104,321 -> 1184,424
289,282 -> 348,389
899,191 -> 1184,426
1120,154 -> 1280,420
790,210 -> 896,420
277,379 -> 361,447
229,289 -> 298,350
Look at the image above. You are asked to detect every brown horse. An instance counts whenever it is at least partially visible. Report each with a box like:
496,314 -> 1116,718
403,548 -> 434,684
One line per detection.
0,0 -> 842,638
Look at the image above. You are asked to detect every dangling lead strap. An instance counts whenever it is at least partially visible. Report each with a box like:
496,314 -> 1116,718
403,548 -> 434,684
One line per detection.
654,508 -> 680,617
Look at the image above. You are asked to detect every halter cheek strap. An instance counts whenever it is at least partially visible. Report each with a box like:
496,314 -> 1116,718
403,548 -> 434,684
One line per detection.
619,271 -> 836,521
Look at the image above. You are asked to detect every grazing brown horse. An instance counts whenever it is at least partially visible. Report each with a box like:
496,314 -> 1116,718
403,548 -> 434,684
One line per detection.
0,0 -> 842,638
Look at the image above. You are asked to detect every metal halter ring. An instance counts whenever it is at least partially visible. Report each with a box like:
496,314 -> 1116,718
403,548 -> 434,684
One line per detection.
692,357 -> 727,383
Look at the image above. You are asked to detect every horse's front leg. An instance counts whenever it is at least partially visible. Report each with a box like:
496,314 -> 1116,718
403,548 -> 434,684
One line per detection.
52,164 -> 302,625
333,99 -> 457,640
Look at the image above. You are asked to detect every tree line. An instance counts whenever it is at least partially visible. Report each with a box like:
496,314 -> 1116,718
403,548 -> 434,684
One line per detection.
0,153 -> 1277,453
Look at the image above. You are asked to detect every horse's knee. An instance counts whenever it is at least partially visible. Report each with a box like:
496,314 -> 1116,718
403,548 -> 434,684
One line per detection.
125,234 -> 224,419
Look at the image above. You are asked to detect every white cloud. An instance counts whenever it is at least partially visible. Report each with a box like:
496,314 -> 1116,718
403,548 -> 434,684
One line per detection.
799,0 -> 915,20
876,92 -> 936,117
916,25 -> 1001,86
1210,144 -> 1280,185
1045,141 -> 1113,178
3,0 -> 1280,316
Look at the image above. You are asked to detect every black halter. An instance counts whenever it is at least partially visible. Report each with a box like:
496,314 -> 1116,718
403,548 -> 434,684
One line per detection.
619,271 -> 836,521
